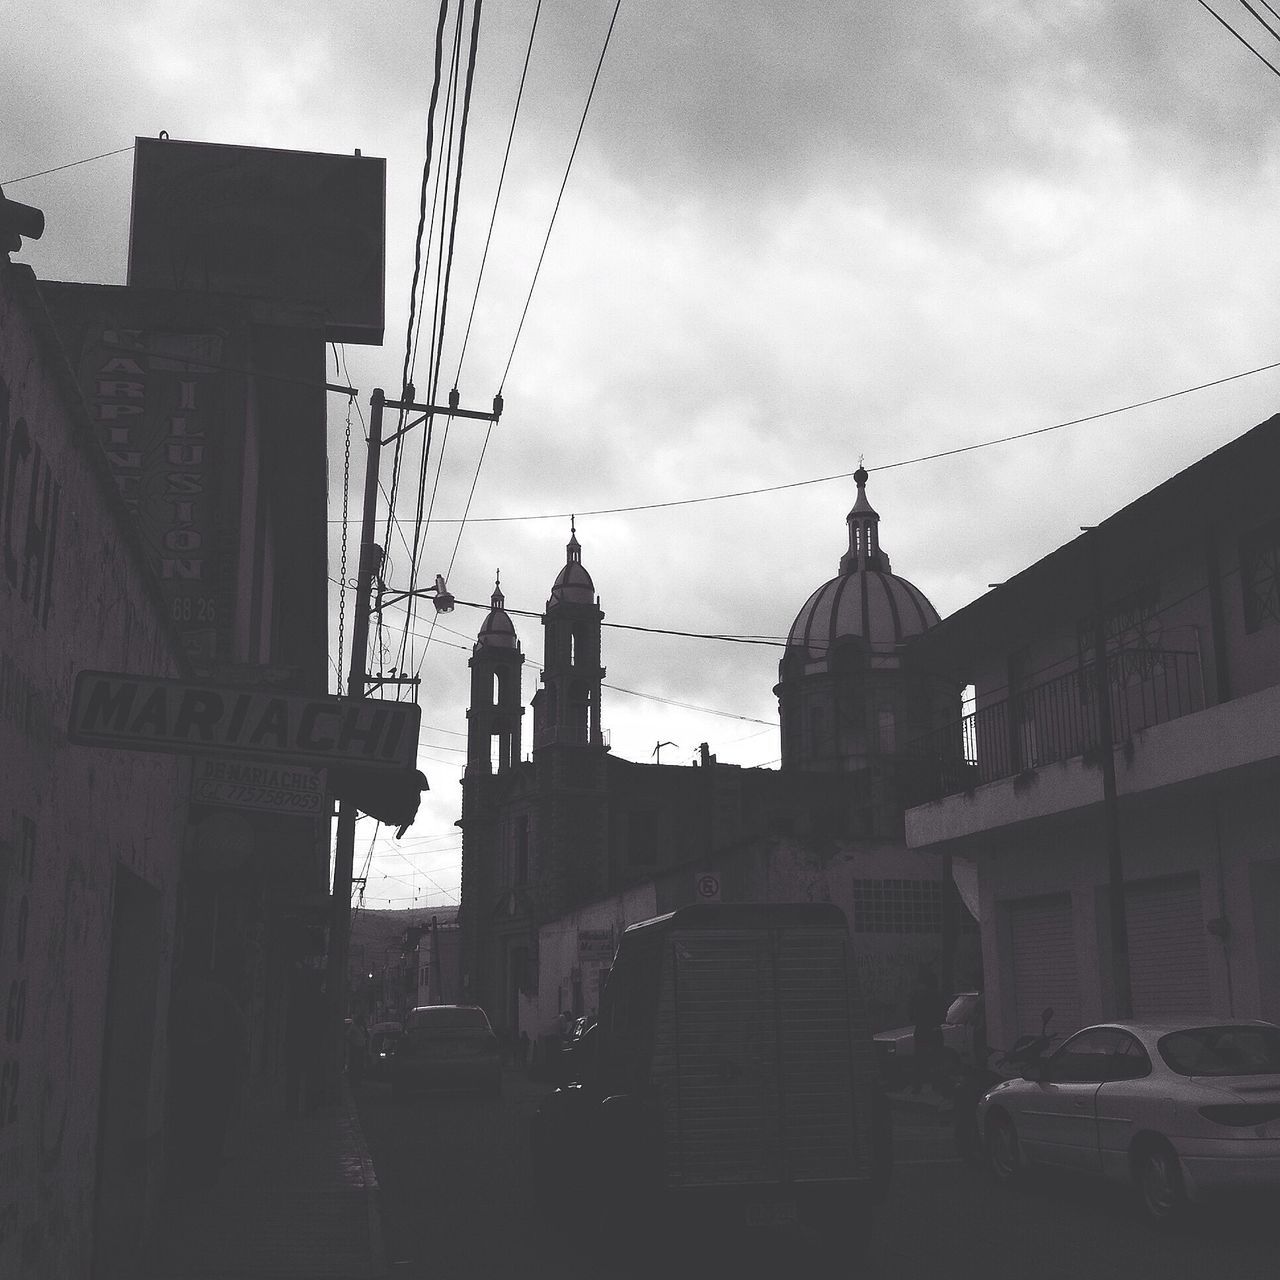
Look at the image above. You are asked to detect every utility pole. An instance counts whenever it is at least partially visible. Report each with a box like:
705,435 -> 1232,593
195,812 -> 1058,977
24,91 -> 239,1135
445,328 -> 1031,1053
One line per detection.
325,384 -> 501,1100
1086,526 -> 1133,1020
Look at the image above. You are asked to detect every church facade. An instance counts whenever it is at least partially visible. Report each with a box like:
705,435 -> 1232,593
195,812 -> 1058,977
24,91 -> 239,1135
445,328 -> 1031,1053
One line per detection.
457,474 -> 975,1041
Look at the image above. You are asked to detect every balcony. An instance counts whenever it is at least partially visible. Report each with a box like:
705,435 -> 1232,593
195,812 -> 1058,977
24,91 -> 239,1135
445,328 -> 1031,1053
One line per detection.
909,649 -> 1205,802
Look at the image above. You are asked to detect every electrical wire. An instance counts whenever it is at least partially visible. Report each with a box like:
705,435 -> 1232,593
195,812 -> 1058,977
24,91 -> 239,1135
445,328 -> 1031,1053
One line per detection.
1195,0 -> 1280,76
454,0 -> 543,385
402,0 -> 452,404
2,145 -> 134,185
498,0 -> 624,392
1235,0 -> 1280,42
397,1 -> 484,685
328,357 -> 1280,529
383,0 -> 453,643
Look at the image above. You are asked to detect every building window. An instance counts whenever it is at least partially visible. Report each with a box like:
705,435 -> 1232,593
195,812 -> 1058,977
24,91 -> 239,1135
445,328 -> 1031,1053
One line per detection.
1241,516 -> 1280,633
852,878 -> 943,933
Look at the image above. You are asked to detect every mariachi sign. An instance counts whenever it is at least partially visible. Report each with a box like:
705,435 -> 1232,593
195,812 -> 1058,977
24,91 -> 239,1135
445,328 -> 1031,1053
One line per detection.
191,755 -> 326,816
69,670 -> 419,772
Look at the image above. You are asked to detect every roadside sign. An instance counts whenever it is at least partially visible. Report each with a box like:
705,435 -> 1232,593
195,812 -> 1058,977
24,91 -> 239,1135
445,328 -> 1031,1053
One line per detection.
68,670 -> 419,771
191,756 -> 326,816
578,929 -> 615,962
695,872 -> 721,903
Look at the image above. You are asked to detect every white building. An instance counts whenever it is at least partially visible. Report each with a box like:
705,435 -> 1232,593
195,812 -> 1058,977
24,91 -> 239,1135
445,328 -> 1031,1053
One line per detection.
904,415 -> 1280,1051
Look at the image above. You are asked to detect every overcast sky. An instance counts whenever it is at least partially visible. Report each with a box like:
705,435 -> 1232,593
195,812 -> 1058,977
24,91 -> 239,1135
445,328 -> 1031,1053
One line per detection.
7,1 -> 1280,910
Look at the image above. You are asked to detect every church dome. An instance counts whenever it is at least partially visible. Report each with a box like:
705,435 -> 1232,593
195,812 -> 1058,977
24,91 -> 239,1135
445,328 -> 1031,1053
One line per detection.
475,575 -> 519,651
548,523 -> 596,607
785,467 -> 939,660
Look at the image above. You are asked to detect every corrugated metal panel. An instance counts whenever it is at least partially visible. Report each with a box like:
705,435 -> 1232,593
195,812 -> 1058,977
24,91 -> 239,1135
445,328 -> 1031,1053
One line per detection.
1127,875 -> 1209,1016
776,928 -> 861,1182
668,930 -> 778,1187
652,926 -> 861,1189
1010,895 -> 1080,1039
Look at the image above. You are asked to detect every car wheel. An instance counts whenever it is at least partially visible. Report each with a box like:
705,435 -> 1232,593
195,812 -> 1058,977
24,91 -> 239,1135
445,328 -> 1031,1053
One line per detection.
985,1111 -> 1022,1184
1134,1140 -> 1187,1229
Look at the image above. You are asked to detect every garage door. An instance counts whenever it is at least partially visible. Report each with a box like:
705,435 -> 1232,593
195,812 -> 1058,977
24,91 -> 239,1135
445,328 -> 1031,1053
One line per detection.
1126,875 -> 1210,1017
1009,895 -> 1081,1040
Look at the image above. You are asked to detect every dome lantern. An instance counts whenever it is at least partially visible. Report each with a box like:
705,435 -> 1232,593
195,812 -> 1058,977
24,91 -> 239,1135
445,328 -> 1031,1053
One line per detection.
475,570 -> 519,651
548,516 -> 597,608
785,465 -> 939,662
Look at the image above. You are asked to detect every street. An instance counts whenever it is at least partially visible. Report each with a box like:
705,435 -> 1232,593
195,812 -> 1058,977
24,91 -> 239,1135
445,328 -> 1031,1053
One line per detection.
357,1070 -> 1280,1280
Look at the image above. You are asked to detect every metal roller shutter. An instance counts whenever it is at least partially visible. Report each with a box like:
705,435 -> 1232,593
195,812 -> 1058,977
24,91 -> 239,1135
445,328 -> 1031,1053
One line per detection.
1009,895 -> 1080,1040
1126,875 -> 1210,1016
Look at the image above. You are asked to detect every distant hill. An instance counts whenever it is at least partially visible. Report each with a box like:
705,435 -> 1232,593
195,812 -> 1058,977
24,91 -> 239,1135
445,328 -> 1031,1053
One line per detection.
348,905 -> 459,972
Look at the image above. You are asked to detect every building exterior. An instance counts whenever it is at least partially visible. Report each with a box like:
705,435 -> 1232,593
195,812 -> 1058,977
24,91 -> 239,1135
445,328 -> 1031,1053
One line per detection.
459,475 -> 974,1047
1,259 -> 190,1280
0,137 -> 384,1277
903,415 -> 1280,1053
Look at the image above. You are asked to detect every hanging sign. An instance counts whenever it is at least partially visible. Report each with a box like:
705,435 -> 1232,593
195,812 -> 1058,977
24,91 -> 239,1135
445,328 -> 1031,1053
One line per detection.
69,670 -> 419,771
191,755 -> 326,816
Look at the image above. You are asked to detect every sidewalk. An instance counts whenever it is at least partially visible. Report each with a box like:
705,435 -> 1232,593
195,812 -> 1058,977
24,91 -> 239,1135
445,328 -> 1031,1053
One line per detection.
142,1080 -> 386,1280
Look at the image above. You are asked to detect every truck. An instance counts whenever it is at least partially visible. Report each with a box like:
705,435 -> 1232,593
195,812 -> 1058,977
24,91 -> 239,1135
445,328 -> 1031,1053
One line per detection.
531,903 -> 892,1249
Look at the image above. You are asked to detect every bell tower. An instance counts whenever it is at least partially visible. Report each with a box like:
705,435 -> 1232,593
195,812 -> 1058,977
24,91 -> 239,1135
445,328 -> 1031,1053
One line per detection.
533,522 -> 605,749
466,574 -> 525,774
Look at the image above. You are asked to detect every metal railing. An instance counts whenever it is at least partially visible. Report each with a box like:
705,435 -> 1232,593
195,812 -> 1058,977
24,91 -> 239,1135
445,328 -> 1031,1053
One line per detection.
909,649 -> 1204,801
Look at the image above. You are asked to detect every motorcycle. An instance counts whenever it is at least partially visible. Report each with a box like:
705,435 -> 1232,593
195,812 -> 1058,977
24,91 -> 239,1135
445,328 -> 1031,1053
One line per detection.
951,1006 -> 1057,1163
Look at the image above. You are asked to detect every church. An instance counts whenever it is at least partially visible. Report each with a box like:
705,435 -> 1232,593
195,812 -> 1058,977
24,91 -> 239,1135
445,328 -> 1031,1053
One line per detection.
457,468 -> 978,1041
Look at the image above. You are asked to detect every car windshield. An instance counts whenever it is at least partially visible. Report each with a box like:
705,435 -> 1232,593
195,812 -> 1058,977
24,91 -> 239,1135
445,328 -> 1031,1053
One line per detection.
406,1007 -> 490,1032
945,993 -> 980,1025
1158,1025 -> 1280,1076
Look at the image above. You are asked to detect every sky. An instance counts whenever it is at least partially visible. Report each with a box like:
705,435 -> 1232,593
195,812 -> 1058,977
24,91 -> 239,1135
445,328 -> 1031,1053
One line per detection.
7,0 -> 1280,911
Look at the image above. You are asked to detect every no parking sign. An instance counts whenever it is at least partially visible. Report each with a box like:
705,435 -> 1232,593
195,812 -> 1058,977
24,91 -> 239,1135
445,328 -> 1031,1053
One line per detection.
694,871 -> 721,903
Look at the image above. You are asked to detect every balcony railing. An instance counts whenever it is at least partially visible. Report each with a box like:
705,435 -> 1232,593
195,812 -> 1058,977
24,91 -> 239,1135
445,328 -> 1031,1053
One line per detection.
909,649 -> 1205,801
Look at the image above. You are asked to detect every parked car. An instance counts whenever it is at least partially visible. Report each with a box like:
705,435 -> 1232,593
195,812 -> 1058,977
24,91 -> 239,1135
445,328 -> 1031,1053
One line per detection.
531,903 -> 892,1252
979,1019 -> 1280,1225
366,1021 -> 402,1080
391,1004 -> 502,1099
874,991 -> 983,1087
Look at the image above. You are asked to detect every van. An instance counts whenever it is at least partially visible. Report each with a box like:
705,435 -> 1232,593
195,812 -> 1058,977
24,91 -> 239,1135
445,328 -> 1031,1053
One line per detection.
532,903 -> 891,1247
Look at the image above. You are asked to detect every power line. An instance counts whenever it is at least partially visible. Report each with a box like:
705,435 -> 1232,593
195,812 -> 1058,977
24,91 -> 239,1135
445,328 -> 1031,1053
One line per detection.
1236,0 -> 1280,41
397,0 -> 484,680
402,0 -> 452,403
327,356 -> 1280,528
455,0 -> 543,384
499,0 -> 624,392
604,682 -> 774,725
1195,0 -> 1280,76
2,144 -> 134,185
450,595 -> 786,646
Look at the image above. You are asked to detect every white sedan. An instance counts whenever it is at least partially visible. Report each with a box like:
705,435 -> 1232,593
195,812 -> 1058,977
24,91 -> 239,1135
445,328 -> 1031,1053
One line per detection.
979,1019 -> 1280,1225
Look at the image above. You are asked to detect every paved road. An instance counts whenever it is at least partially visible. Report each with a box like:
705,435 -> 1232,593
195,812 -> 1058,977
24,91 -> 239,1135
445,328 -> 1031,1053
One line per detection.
357,1070 -> 1280,1280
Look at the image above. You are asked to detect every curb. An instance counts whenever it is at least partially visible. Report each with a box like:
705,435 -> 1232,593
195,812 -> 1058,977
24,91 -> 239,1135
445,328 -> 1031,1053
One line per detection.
342,1080 -> 389,1280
